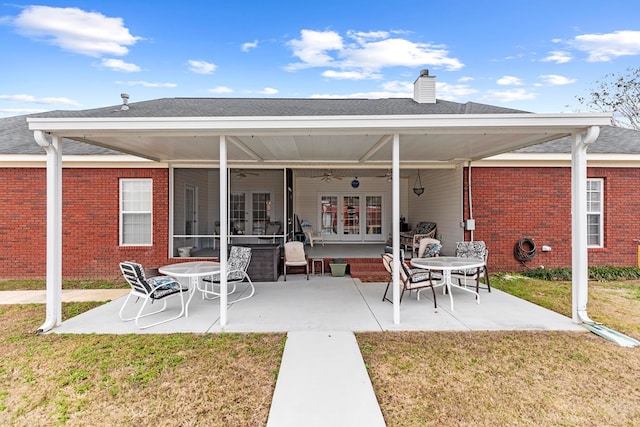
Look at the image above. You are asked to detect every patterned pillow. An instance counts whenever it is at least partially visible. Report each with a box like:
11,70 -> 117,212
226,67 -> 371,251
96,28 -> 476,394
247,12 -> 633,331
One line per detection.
422,243 -> 442,258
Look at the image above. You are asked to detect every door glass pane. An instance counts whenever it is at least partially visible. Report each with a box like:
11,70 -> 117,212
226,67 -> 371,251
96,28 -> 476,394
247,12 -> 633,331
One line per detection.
321,196 -> 337,234
252,192 -> 271,234
230,192 -> 245,234
343,196 -> 360,235
366,196 -> 382,235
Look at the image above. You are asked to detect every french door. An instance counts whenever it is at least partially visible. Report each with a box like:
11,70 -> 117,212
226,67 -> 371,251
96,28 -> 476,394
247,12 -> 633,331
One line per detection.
319,193 -> 384,242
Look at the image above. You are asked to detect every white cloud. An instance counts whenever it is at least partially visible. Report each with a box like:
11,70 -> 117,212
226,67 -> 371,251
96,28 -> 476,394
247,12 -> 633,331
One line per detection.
436,82 -> 478,101
0,94 -> 81,106
117,81 -> 177,88
12,6 -> 141,57
258,87 -> 279,95
208,86 -> 233,94
0,108 -> 48,117
101,58 -> 141,72
458,76 -> 474,83
484,88 -> 536,103
497,76 -> 523,86
188,60 -> 217,74
380,80 -> 413,93
242,40 -> 258,52
285,29 -> 464,78
571,30 -> 640,62
541,50 -> 572,63
286,29 -> 343,70
322,70 -> 382,80
539,74 -> 576,85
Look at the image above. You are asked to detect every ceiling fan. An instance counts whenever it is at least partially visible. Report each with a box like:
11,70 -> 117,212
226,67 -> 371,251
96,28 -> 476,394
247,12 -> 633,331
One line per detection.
376,170 -> 408,181
319,170 -> 343,182
234,169 -> 259,178
376,170 -> 393,182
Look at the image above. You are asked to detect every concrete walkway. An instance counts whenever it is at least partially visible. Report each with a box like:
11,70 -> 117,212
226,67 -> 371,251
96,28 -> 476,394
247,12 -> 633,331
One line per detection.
267,331 -> 385,427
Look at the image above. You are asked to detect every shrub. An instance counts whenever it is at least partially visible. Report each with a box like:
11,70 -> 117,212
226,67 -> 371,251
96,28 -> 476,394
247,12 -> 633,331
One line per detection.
520,266 -> 640,281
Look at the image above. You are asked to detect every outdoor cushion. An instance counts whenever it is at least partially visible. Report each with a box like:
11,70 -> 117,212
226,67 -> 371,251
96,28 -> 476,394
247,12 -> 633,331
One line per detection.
421,243 -> 442,258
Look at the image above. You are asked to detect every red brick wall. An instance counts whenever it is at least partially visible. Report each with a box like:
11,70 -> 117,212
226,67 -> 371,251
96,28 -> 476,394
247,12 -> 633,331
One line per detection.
465,166 -> 640,272
0,168 -> 171,280
3,165 -> 639,279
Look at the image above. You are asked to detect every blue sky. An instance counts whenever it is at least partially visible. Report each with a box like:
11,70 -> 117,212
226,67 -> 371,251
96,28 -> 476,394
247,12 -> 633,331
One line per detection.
1,1 -> 640,118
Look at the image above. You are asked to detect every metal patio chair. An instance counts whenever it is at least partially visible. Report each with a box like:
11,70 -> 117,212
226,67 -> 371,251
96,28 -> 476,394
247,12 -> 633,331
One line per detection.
119,261 -> 189,329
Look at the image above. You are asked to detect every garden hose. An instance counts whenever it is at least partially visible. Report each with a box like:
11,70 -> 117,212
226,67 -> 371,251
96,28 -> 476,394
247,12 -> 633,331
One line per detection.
514,237 -> 537,265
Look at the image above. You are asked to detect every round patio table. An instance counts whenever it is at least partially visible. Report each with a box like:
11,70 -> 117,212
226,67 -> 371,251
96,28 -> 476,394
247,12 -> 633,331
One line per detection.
159,261 -> 220,317
410,256 -> 485,311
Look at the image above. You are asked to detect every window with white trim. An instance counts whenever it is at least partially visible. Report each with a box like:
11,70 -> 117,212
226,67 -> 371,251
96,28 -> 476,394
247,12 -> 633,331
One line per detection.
120,178 -> 152,246
587,178 -> 603,247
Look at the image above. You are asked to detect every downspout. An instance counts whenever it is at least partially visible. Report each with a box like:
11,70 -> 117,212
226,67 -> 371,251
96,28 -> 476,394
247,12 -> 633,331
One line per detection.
571,128 -> 637,347
571,126 -> 598,325
34,131 -> 63,334
467,161 -> 474,242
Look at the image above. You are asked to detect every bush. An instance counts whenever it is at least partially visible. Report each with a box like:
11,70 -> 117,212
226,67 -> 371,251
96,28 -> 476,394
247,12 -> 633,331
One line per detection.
520,266 -> 640,281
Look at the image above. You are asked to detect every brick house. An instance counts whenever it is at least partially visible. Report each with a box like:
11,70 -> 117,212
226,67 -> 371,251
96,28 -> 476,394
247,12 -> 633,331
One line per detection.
5,115 -> 633,279
1,70 -> 615,328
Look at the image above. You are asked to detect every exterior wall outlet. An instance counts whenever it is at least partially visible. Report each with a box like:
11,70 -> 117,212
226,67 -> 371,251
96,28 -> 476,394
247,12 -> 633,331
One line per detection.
465,219 -> 475,231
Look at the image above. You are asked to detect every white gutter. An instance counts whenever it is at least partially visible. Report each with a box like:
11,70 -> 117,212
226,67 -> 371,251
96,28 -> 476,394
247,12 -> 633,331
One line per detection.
34,131 -> 63,333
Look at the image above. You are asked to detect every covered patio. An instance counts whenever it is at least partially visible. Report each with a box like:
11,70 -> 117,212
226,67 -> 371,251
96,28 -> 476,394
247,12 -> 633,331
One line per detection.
50,275 -> 584,334
26,76 -> 611,332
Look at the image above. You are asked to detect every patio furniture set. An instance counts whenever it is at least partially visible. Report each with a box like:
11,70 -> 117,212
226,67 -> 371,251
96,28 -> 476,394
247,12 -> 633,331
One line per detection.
381,239 -> 491,311
118,237 -> 490,329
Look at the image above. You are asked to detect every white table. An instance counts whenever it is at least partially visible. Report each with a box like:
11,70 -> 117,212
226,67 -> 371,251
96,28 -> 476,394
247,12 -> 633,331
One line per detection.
159,261 -> 220,317
410,256 -> 485,310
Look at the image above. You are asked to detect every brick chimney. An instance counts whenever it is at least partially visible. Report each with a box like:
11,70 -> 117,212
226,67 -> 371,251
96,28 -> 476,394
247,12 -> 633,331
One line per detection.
413,69 -> 436,104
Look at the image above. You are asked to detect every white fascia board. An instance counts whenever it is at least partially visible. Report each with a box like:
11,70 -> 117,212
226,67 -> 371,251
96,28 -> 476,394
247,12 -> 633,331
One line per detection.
475,153 -> 640,168
27,113 -> 612,136
0,154 -> 165,168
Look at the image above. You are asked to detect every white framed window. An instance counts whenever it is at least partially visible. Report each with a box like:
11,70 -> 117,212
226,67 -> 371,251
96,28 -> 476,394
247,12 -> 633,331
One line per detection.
120,178 -> 153,246
587,178 -> 603,247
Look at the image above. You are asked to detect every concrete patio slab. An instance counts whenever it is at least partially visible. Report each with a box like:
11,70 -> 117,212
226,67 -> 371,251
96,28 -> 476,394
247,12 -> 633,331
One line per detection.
45,275 -> 585,334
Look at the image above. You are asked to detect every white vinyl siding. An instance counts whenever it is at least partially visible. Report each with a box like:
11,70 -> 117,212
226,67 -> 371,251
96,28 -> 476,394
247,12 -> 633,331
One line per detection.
587,178 -> 603,247
120,178 -> 152,246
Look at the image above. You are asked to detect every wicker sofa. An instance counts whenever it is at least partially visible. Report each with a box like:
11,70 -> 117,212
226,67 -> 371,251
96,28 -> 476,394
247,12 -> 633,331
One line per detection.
399,221 -> 437,257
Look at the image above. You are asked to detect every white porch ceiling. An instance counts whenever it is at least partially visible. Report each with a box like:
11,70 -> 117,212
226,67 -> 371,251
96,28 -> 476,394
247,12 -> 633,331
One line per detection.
28,113 -> 612,168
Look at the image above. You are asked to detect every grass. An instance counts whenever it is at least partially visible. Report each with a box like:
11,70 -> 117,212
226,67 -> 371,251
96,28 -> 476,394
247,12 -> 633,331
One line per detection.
0,304 -> 285,426
1,275 -> 640,426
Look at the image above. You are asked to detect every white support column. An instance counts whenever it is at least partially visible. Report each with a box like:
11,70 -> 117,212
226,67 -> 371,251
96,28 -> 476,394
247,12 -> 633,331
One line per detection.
219,136 -> 229,327
34,132 -> 62,333
392,133 -> 401,324
571,126 -> 600,323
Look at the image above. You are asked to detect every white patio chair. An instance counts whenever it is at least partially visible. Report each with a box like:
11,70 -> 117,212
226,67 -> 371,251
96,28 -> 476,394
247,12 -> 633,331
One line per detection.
301,224 -> 324,247
284,241 -> 309,280
450,241 -> 491,292
119,261 -> 189,329
199,246 -> 255,304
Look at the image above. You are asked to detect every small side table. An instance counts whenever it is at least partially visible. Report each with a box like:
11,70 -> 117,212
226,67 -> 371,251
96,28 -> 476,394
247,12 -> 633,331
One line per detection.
311,258 -> 324,276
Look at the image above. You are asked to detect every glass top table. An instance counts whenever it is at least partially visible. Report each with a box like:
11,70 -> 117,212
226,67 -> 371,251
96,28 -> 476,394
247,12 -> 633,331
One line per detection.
410,256 -> 484,310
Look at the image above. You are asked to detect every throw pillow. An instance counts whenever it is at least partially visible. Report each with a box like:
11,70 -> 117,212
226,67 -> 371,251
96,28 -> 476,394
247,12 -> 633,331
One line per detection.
422,243 -> 442,258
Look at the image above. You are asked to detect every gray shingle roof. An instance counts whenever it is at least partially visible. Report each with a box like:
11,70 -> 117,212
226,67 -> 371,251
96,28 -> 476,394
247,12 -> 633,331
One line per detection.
32,97 -> 528,118
3,97 -> 638,155
517,125 -> 640,154
0,113 -> 121,155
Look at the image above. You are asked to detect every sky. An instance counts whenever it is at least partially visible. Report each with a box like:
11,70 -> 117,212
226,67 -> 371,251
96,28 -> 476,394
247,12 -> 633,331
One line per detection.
1,0 -> 640,118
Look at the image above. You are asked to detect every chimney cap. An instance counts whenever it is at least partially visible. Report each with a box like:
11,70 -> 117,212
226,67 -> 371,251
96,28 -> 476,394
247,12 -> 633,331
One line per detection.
420,69 -> 429,77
